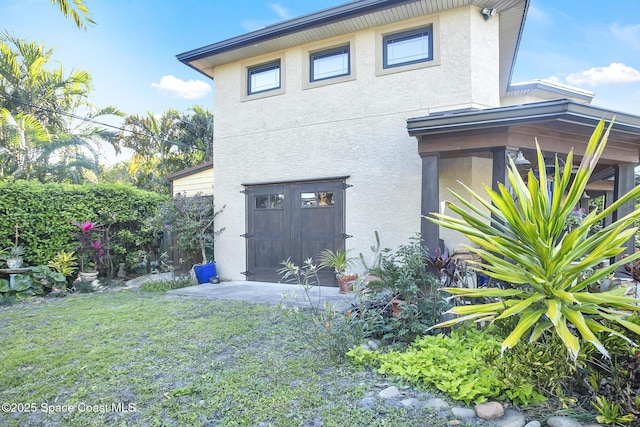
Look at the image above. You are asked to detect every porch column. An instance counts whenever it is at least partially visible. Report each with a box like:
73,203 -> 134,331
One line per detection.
421,153 -> 439,254
603,191 -> 614,229
491,147 -> 514,224
613,164 -> 636,260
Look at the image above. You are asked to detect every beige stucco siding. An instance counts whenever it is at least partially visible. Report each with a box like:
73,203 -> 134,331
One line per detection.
171,168 -> 214,197
211,6 -> 501,280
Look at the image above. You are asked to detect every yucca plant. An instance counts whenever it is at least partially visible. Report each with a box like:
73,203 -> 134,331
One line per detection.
429,119 -> 640,360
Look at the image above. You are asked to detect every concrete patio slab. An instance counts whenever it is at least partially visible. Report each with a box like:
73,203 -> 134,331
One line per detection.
167,280 -> 357,311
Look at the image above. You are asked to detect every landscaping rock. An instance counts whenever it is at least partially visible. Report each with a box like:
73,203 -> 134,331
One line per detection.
475,401 -> 504,420
378,386 -> 402,399
424,398 -> 450,410
367,339 -> 381,350
495,409 -> 526,427
524,421 -> 541,427
451,407 -> 476,420
546,416 -> 582,427
401,397 -> 420,407
357,396 -> 376,409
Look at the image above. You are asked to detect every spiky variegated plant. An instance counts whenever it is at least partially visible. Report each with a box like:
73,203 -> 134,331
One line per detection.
429,119 -> 640,360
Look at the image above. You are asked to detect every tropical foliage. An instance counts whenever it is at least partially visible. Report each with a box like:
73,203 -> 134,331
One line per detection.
114,107 -> 213,194
49,0 -> 95,30
0,34 -> 122,183
429,119 -> 640,360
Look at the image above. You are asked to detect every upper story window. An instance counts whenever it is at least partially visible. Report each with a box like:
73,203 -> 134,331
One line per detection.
310,45 -> 350,82
383,26 -> 432,69
248,60 -> 281,95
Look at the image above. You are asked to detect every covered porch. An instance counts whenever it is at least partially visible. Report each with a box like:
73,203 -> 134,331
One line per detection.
408,99 -> 640,257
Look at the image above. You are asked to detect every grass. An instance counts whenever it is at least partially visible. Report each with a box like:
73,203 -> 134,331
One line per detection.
0,290 -> 448,426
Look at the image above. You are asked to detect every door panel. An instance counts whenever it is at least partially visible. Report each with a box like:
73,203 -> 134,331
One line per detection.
245,179 -> 345,285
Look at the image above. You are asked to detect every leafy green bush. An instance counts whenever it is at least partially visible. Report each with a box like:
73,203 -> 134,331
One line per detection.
0,180 -> 164,272
347,327 -> 546,406
363,237 -> 449,344
0,265 -> 66,303
145,193 -> 224,263
429,119 -> 640,360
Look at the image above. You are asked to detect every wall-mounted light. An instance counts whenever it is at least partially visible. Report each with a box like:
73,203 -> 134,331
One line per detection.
511,151 -> 531,176
481,7 -> 497,20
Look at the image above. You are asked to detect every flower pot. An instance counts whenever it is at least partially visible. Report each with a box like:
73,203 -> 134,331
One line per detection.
337,273 -> 357,294
6,257 -> 23,269
391,298 -> 405,318
79,271 -> 99,283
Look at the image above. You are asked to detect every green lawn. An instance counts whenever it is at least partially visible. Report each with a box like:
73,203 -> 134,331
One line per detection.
0,291 -> 442,426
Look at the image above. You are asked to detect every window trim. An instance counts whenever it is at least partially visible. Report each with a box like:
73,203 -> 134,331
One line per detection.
309,45 -> 350,82
375,18 -> 440,77
302,37 -> 356,90
241,53 -> 286,101
247,60 -> 281,95
383,25 -> 433,69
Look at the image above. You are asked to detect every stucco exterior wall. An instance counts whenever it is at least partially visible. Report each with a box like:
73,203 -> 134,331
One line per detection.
438,156 -> 494,251
211,6 -> 502,280
171,168 -> 214,197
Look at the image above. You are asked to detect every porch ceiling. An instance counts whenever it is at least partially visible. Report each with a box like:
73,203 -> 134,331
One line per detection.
409,99 -> 640,169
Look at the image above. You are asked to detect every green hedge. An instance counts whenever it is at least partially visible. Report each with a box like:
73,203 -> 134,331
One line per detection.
0,180 -> 165,271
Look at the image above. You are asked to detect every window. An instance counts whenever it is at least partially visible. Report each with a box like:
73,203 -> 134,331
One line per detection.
310,45 -> 350,82
248,60 -> 281,95
383,26 -> 432,69
301,191 -> 335,208
255,194 -> 284,209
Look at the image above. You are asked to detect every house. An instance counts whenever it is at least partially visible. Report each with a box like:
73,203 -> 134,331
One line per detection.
177,0 -> 640,284
166,161 -> 214,197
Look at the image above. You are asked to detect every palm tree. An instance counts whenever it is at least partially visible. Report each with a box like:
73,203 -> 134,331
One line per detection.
49,0 -> 96,30
118,110 -> 186,194
0,35 -> 123,182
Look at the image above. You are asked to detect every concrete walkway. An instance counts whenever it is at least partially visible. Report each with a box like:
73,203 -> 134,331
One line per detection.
124,273 -> 357,311
167,280 -> 357,312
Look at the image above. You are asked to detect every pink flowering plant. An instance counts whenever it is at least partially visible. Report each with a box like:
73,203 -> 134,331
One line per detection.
72,221 -> 104,272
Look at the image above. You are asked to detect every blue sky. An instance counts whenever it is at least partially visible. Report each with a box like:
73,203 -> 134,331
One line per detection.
2,0 -> 640,151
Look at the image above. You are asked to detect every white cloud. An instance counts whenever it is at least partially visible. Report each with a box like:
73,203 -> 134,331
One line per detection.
151,75 -> 212,99
565,63 -> 640,86
270,3 -> 292,20
610,22 -> 640,52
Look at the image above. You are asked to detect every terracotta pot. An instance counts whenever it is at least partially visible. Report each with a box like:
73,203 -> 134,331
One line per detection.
391,298 -> 404,318
337,273 -> 357,294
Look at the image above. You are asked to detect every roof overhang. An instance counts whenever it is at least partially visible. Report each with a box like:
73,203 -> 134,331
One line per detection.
166,161 -> 213,181
408,99 -> 640,137
408,99 -> 640,168
505,79 -> 595,103
177,0 -> 529,95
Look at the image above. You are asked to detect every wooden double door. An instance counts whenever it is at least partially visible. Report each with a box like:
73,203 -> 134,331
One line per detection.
244,179 -> 346,284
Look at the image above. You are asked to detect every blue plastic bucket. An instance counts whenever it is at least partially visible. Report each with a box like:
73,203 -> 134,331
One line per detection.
193,262 -> 217,284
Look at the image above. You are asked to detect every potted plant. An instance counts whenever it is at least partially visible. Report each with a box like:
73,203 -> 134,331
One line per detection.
2,224 -> 26,269
3,245 -> 26,269
71,220 -> 104,282
48,250 -> 79,289
319,247 -> 357,293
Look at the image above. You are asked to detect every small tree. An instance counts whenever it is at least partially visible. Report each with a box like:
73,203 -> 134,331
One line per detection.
149,193 -> 224,263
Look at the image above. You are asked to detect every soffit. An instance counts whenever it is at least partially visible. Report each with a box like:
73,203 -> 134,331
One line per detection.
179,0 -> 527,95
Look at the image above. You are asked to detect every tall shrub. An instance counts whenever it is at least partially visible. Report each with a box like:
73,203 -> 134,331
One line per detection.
429,120 -> 640,360
0,180 -> 164,271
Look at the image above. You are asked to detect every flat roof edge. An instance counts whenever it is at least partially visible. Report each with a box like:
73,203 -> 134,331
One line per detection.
407,100 -> 640,136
